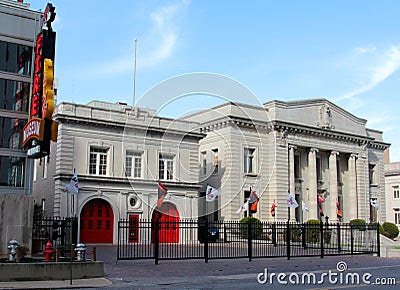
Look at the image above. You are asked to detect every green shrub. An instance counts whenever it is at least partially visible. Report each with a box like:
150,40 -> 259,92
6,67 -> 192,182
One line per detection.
305,219 -> 321,243
350,219 -> 366,231
382,222 -> 399,239
239,217 -> 263,239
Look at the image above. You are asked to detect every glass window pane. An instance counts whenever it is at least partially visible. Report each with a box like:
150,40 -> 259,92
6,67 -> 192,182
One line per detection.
0,156 -> 25,187
0,79 -> 30,113
0,117 -> 27,149
0,41 -> 32,75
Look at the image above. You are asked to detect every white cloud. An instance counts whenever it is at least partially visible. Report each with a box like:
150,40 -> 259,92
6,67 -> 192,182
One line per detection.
335,45 -> 400,103
352,45 -> 376,55
139,0 -> 190,68
85,0 -> 190,78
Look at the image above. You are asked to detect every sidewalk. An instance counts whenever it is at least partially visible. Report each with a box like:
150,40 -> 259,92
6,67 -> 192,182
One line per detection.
0,277 -> 112,289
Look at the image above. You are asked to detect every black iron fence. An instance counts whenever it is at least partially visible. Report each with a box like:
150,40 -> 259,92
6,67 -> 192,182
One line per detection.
117,219 -> 380,263
32,216 -> 78,257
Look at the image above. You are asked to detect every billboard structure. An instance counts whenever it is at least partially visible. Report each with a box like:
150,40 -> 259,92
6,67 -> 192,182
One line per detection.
22,3 -> 58,158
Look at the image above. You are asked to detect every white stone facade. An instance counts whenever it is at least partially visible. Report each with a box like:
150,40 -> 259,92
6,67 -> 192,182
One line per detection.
385,162 -> 400,226
185,99 -> 389,223
34,101 -> 204,244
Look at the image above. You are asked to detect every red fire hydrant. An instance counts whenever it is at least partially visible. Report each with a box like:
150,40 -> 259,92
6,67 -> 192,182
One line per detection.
44,240 -> 54,261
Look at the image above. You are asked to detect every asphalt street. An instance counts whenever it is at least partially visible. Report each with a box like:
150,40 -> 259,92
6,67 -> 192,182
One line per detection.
93,245 -> 400,289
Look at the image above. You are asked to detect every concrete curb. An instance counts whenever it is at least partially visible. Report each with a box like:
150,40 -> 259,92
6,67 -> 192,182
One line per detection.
0,277 -> 112,289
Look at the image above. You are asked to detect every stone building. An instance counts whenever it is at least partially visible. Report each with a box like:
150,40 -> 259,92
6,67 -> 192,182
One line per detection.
385,162 -> 400,227
33,101 -> 204,243
0,0 -> 41,252
185,99 -> 389,223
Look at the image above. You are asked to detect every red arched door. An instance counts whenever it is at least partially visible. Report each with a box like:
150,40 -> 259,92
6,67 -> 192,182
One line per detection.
80,199 -> 114,243
152,202 -> 180,243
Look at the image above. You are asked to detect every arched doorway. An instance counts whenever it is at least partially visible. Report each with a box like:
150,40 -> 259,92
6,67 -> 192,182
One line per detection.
80,198 -> 114,243
151,202 -> 180,243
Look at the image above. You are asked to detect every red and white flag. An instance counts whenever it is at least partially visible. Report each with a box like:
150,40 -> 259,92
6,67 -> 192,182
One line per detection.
157,182 -> 168,208
206,185 -> 221,202
236,201 -> 249,214
287,193 -> 298,208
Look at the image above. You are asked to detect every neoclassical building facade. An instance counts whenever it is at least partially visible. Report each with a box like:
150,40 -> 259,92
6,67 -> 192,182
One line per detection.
185,99 -> 389,223
33,101 -> 204,244
34,98 -> 389,244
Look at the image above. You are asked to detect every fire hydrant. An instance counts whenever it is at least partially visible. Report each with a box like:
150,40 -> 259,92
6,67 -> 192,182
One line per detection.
43,240 -> 54,261
7,239 -> 19,262
74,243 -> 86,261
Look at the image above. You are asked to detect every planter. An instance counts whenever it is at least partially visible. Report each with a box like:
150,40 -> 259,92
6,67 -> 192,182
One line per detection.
0,261 -> 103,282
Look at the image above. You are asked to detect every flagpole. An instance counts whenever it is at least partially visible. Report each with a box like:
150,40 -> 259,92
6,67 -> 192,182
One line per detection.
132,38 -> 137,107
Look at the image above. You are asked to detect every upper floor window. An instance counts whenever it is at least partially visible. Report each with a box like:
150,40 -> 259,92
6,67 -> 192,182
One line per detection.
0,79 -> 30,113
126,152 -> 142,178
0,40 -> 32,75
369,164 -> 376,185
393,186 -> 400,199
394,208 -> 400,225
316,156 -> 322,181
200,151 -> 207,175
212,148 -> 219,174
89,147 -> 108,175
244,148 -> 255,174
294,154 -> 301,179
159,154 -> 174,180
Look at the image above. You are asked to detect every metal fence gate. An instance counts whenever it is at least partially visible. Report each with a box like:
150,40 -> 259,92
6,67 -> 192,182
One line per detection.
117,219 -> 380,263
32,216 -> 78,257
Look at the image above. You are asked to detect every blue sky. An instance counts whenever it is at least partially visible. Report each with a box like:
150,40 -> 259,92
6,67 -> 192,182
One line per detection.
27,0 -> 400,161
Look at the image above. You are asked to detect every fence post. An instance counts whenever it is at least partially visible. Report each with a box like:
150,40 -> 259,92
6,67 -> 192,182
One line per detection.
248,219 -> 252,262
224,223 -> 227,243
337,223 -> 341,252
301,223 -> 306,249
376,223 -> 380,257
154,217 -> 159,265
320,221 -> 324,259
204,220 -> 209,263
286,221 -> 290,260
272,223 -> 277,246
350,224 -> 354,256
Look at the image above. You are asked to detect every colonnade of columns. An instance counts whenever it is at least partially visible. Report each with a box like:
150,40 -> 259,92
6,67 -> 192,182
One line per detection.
288,145 -> 360,222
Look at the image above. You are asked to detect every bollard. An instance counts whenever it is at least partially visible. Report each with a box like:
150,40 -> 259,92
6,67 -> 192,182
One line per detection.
92,246 -> 97,261
74,243 -> 86,261
7,240 -> 19,262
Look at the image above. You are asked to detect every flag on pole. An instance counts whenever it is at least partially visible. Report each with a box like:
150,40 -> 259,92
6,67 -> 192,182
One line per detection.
249,187 -> 259,213
157,182 -> 168,208
205,184 -> 221,202
65,171 -> 78,194
270,200 -> 276,217
370,199 -> 379,211
287,193 -> 298,208
336,198 -> 342,218
317,194 -> 325,203
301,200 -> 309,212
236,201 -> 249,214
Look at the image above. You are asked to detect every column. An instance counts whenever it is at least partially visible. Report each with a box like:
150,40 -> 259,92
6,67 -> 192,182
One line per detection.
288,145 -> 297,221
329,151 -> 339,222
308,148 -> 318,220
347,153 -> 358,220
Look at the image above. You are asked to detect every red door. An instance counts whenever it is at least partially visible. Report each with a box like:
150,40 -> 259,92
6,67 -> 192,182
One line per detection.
152,202 -> 180,243
80,199 -> 114,243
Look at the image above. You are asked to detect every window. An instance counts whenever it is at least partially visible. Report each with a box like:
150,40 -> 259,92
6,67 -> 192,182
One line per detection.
393,186 -> 399,199
394,208 -> 400,225
294,154 -> 301,178
159,154 -> 174,180
89,147 -> 108,175
369,164 -> 376,184
126,152 -> 142,178
212,148 -> 219,174
0,156 -> 25,187
336,159 -> 342,183
200,151 -> 207,175
0,40 -> 32,75
0,79 -> 30,113
316,156 -> 322,181
244,148 -> 255,174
